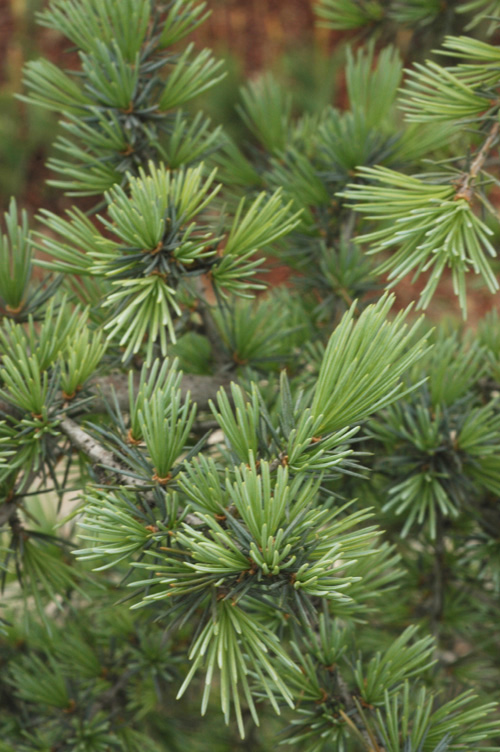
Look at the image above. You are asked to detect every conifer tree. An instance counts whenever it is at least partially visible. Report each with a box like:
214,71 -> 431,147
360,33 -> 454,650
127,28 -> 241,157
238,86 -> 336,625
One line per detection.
0,1 -> 499,750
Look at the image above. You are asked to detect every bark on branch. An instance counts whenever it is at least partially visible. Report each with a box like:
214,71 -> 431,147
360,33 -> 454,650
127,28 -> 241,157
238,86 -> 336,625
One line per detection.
93,371 -> 231,414
58,417 -> 130,477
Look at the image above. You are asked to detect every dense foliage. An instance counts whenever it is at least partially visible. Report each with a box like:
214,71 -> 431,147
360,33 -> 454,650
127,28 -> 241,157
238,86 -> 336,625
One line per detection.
0,1 -> 499,750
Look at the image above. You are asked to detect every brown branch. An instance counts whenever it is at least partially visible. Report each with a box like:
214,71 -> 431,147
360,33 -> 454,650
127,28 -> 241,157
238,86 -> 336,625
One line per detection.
0,501 -> 17,527
0,372 -> 232,421
88,669 -> 134,720
431,510 -> 445,637
58,417 -> 133,479
455,119 -> 500,202
192,275 -> 228,370
197,304 -> 228,370
93,371 -> 231,414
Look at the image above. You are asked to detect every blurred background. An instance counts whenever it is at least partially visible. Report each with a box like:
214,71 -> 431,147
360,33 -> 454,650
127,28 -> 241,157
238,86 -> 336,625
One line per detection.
0,0 -> 327,213
0,0 -> 498,321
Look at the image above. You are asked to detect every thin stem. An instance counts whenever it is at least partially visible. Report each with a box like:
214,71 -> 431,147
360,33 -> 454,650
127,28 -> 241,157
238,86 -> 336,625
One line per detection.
431,509 -> 445,637
455,119 -> 500,202
0,465 -> 47,527
193,276 -> 228,370
198,301 -> 227,370
336,670 -> 378,751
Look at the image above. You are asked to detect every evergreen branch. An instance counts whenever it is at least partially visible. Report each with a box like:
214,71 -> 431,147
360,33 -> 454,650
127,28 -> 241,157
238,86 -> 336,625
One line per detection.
399,60 -> 491,123
342,166 -> 500,314
3,1 -> 500,748
310,294 -> 429,433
